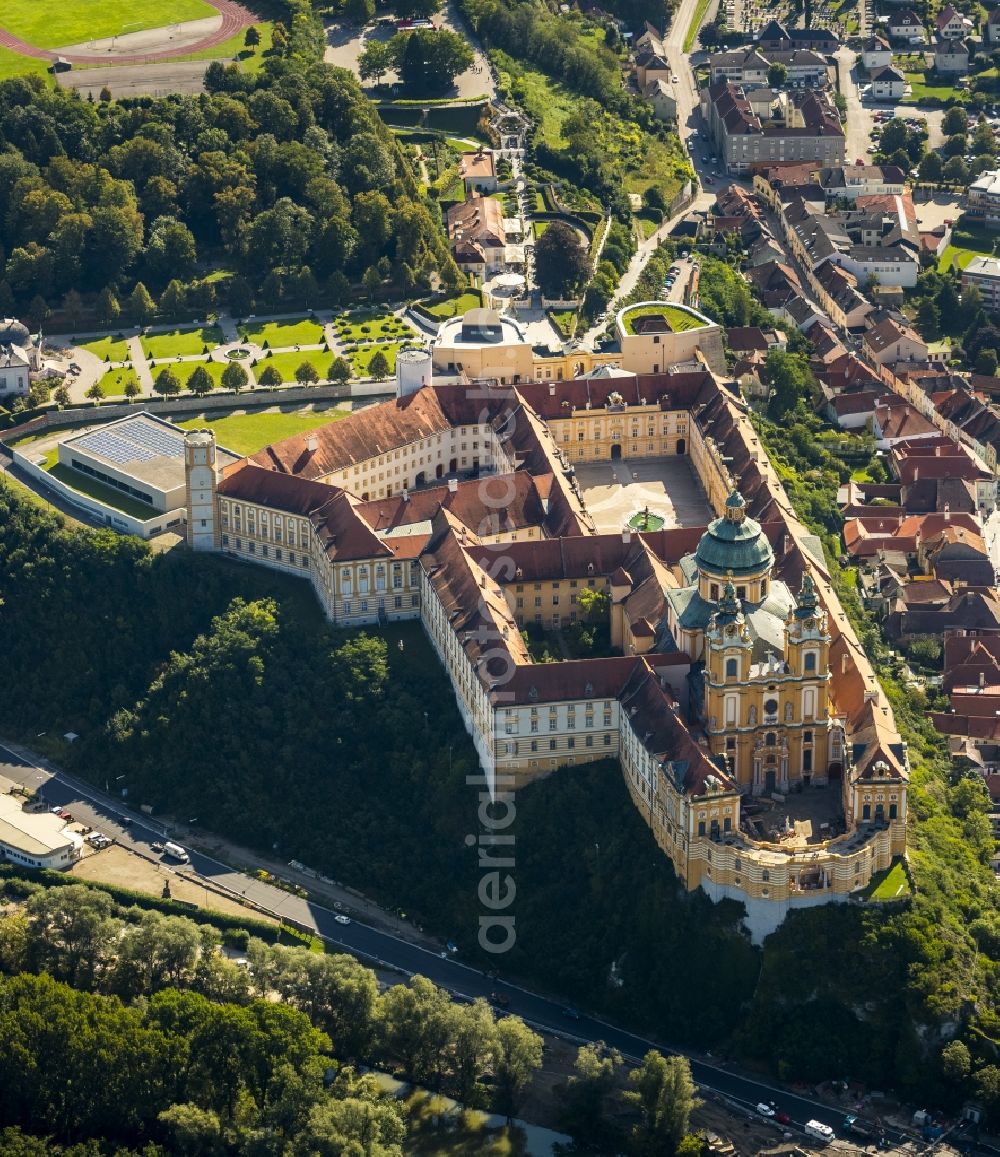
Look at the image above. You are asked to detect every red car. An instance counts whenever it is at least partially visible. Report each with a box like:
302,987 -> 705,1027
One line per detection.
59,810 -> 72,821
704,176 -> 714,184
775,1111 -> 792,1126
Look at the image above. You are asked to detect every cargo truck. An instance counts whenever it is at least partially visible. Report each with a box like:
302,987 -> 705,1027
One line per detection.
162,841 -> 189,863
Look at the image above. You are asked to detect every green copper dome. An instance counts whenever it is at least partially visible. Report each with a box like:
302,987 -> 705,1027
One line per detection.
694,491 -> 774,578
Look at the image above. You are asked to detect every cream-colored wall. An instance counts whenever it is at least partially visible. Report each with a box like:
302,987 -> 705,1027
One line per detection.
549,405 -> 690,463
320,425 -> 516,501
432,340 -> 535,383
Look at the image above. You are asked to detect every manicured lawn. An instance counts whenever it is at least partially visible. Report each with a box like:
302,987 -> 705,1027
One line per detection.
258,350 -> 328,384
171,22 -> 273,72
97,367 -> 143,398
178,359 -> 234,389
866,860 -> 911,901
903,71 -> 969,103
78,335 -> 131,362
238,317 -> 324,347
0,45 -> 50,80
46,462 -> 155,520
177,408 -> 347,456
419,292 -> 482,319
938,244 -> 991,271
532,220 -> 550,238
619,303 -> 706,334
144,325 -> 224,359
2,0 -> 216,49
548,309 -> 578,340
349,342 -> 405,378
334,313 -> 413,342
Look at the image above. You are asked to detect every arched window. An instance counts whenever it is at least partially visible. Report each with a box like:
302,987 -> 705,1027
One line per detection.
762,869 -> 770,882
725,658 -> 738,679
766,732 -> 776,746
710,583 -> 719,601
804,651 -> 817,673
760,579 -> 767,597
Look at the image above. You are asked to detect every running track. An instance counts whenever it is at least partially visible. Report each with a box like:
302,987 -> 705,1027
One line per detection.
0,0 -> 256,66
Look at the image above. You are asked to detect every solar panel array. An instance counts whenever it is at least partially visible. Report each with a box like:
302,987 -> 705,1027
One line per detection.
73,419 -> 184,466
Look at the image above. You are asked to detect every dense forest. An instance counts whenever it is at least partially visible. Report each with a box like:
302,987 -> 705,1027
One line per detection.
3,475 -> 1000,1117
0,0 -> 459,325
0,874 -> 552,1152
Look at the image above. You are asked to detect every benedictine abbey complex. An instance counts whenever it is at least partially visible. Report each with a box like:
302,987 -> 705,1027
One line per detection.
184,367 -> 907,940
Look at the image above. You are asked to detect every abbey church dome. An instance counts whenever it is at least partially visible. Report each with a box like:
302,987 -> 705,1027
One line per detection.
694,491 -> 774,578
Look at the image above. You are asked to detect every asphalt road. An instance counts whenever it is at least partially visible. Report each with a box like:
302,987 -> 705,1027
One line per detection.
0,740 -> 903,1146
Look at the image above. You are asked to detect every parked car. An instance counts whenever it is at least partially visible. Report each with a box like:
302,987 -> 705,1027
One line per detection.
757,1102 -> 777,1118
775,1110 -> 792,1125
151,841 -> 164,853
59,810 -> 72,821
489,991 -> 510,1008
561,1007 -> 581,1020
334,914 -> 351,925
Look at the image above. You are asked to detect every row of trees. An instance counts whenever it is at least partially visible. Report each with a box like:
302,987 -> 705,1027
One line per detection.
0,878 -> 547,1147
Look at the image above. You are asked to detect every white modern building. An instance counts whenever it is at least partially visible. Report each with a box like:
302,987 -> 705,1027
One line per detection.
0,794 -> 83,870
962,254 -> 1000,308
968,170 -> 1000,228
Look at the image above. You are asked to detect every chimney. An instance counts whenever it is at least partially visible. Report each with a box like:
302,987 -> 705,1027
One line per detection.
914,465 -> 919,481
306,435 -> 318,453
549,383 -> 556,396
448,477 -> 458,493
981,671 -> 986,688
841,653 -> 848,674
623,529 -> 632,544
944,503 -> 950,521
402,488 -> 409,503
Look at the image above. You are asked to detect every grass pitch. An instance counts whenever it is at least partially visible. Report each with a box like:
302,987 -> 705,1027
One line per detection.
1,0 -> 217,50
177,408 -> 348,456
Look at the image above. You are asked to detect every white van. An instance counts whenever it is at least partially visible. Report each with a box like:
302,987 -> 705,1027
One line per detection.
805,1120 -> 834,1144
162,841 -> 189,863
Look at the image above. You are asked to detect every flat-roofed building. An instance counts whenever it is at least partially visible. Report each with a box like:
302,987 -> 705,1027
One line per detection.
0,794 -> 83,870
962,254 -> 1000,307
58,413 -> 239,515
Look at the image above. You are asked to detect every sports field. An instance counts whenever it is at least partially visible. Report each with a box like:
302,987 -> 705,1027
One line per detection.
1,0 -> 217,50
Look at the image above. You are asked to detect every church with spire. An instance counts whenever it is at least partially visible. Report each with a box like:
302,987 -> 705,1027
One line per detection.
666,492 -> 841,796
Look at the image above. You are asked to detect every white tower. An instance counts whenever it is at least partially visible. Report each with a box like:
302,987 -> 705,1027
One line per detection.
184,429 -> 218,551
396,347 -> 433,398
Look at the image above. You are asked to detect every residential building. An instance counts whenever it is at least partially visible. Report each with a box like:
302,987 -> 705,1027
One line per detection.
709,47 -> 829,86
704,82 -> 845,176
863,316 -> 928,365
645,79 -> 678,123
447,196 -> 508,278
933,36 -> 969,74
962,254 -> 1000,305
635,49 -> 671,90
459,150 -> 497,195
861,35 -> 893,69
755,19 -> 840,52
986,7 -> 1000,44
935,4 -> 973,38
885,10 -> 925,41
967,169 -> 1000,228
870,65 -> 906,100
0,343 -> 29,396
